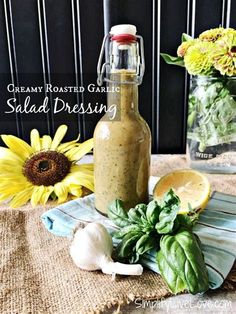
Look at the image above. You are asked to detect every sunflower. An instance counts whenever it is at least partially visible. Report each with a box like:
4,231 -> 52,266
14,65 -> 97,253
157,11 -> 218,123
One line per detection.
0,125 -> 94,208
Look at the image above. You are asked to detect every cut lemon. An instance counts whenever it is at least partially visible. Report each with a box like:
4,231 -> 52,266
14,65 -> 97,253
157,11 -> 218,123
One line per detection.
153,169 -> 211,214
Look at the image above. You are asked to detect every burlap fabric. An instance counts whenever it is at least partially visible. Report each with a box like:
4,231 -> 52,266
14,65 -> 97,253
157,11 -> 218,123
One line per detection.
0,155 -> 235,314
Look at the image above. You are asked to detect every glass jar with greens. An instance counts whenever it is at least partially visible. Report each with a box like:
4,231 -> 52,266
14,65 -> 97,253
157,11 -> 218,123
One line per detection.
161,27 -> 236,173
187,76 -> 236,173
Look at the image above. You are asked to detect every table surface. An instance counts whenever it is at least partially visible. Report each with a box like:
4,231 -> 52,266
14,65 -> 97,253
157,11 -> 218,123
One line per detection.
1,154 -> 235,314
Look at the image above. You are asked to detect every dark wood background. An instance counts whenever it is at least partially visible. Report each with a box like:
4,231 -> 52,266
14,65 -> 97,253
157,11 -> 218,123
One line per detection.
0,0 -> 235,153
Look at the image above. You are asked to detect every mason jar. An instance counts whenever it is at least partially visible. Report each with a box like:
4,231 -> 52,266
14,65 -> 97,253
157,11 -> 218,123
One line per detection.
186,76 -> 236,173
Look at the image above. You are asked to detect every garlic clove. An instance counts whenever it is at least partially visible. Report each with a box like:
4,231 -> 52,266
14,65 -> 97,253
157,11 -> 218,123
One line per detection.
101,260 -> 143,276
70,222 -> 143,276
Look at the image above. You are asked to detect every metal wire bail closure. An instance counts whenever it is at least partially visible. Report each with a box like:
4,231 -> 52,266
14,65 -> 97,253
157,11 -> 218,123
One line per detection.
97,34 -> 145,86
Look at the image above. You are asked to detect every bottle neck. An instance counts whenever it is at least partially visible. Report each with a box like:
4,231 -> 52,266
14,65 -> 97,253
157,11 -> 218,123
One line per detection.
107,71 -> 139,114
110,40 -> 139,73
107,39 -> 140,116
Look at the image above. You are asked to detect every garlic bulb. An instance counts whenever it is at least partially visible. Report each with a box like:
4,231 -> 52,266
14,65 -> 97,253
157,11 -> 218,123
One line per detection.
70,222 -> 143,276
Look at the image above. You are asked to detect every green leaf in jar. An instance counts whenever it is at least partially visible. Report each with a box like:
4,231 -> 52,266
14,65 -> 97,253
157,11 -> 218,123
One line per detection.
107,199 -> 130,228
187,110 -> 197,128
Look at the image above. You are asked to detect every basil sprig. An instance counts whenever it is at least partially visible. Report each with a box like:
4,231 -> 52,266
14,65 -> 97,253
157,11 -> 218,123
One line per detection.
108,189 -> 209,294
110,200 -> 160,263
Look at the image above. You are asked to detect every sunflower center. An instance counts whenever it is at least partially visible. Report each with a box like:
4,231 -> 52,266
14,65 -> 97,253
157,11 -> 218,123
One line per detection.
23,151 -> 71,186
39,160 -> 50,171
231,46 -> 236,53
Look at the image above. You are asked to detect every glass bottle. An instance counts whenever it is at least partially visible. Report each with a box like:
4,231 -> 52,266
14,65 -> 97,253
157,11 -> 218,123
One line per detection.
94,24 -> 151,214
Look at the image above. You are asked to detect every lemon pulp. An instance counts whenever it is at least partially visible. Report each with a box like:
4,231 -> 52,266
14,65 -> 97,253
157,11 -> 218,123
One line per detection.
153,169 -> 211,214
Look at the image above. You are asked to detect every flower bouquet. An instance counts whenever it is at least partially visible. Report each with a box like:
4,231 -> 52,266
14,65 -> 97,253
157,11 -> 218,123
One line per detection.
162,27 -> 236,173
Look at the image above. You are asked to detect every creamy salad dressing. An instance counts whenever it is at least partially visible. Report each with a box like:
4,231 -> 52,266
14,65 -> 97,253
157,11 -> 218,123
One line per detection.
94,71 -> 151,214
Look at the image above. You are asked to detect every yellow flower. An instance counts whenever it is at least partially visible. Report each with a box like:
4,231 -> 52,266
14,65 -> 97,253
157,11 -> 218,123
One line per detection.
222,28 -> 236,37
0,125 -> 94,208
199,27 -> 225,42
177,40 -> 196,57
211,33 -> 236,76
184,42 -> 214,75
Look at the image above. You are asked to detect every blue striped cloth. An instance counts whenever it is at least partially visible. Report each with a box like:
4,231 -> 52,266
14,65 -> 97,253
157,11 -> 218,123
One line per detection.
41,177 -> 236,290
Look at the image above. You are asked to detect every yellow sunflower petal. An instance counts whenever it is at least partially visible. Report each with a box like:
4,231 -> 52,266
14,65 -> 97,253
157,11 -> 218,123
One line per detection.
31,185 -> 45,207
1,135 -> 34,160
0,192 -> 14,202
0,180 -> 30,201
67,168 -> 94,181
1,164 -> 24,174
57,134 -> 80,153
0,174 -> 29,185
70,163 -> 94,172
68,184 -> 83,197
0,160 -> 18,167
58,143 -> 79,154
51,125 -> 68,150
69,165 -> 94,178
0,147 -> 24,164
54,182 -> 68,203
64,172 -> 94,192
30,129 -> 41,152
41,135 -> 52,150
0,182 -> 29,195
40,186 -> 54,205
0,171 -> 27,179
80,163 -> 94,170
65,138 -> 93,161
9,186 -> 34,208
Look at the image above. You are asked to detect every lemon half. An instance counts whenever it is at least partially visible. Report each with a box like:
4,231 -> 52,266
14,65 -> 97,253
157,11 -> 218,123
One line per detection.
153,169 -> 211,214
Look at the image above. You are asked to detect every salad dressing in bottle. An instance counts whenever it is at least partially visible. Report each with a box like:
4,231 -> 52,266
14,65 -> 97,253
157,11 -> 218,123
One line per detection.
94,25 -> 151,214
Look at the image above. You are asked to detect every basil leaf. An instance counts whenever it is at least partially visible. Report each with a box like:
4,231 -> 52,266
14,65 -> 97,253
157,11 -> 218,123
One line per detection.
155,205 -> 179,234
116,232 -> 142,259
128,207 -> 142,224
146,200 -> 161,225
158,229 -> 209,294
112,224 -> 141,239
140,215 -> 149,226
178,213 -> 199,229
156,250 -> 186,294
135,204 -> 147,217
160,53 -> 185,67
194,233 -> 203,251
163,189 -> 180,207
135,234 -> 157,255
129,253 -> 140,264
108,199 -> 130,227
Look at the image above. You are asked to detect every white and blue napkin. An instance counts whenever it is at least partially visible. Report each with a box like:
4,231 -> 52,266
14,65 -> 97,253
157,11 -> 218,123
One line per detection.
41,177 -> 236,289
